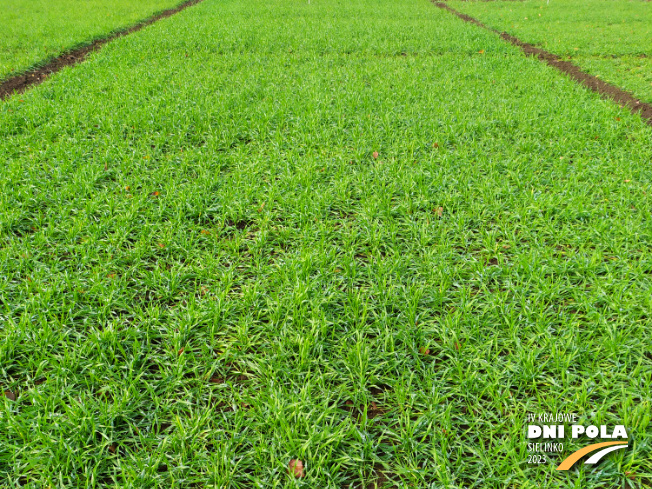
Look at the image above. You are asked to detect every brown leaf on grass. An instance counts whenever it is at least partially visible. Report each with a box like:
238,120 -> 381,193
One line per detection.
419,347 -> 430,355
107,273 -> 116,279
157,243 -> 165,248
478,50 -> 485,54
372,151 -> 379,159
257,202 -> 266,212
433,206 -> 443,217
624,179 -> 631,183
433,142 -> 439,148
209,376 -> 224,384
288,459 -> 305,478
615,117 -> 621,121
151,191 -> 160,197
125,186 -> 130,191
200,229 -> 211,235
454,342 -> 460,351
178,347 -> 185,355
4,390 -> 16,401
108,444 -> 116,454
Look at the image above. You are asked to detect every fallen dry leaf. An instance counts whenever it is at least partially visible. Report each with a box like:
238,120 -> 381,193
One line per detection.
419,346 -> 430,355
478,50 -> 485,54
288,459 -> 305,478
4,390 -> 16,401
372,151 -> 379,159
200,229 -> 211,235
157,243 -> 165,248
151,191 -> 160,197
178,347 -> 185,355
434,206 -> 443,217
433,142 -> 439,148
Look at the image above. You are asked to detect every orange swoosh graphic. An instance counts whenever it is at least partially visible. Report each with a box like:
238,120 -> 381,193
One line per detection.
556,441 -> 628,471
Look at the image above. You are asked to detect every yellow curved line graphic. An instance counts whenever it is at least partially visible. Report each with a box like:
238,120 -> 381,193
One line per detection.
556,442 -> 628,471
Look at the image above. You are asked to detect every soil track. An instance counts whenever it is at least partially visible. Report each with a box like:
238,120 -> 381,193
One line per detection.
0,0 -> 204,101
435,2 -> 652,126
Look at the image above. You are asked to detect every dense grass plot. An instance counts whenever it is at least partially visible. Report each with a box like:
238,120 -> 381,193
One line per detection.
450,0 -> 652,104
0,0 -> 185,80
1,0 -> 652,487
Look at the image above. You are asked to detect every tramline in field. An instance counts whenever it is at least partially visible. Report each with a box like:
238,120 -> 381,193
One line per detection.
1,0 -> 650,487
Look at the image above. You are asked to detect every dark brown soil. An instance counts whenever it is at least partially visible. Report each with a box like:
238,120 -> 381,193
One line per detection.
435,2 -> 652,126
0,0 -> 204,101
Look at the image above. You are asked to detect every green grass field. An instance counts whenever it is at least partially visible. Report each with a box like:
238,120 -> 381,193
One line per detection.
0,0 -> 184,81
450,0 -> 652,104
1,0 -> 651,487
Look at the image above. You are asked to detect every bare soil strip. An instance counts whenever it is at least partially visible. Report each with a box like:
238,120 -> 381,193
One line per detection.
0,0 -> 204,101
435,2 -> 652,126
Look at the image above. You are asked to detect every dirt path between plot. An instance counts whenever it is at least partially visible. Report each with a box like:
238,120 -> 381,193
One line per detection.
434,2 -> 652,127
0,0 -> 204,101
